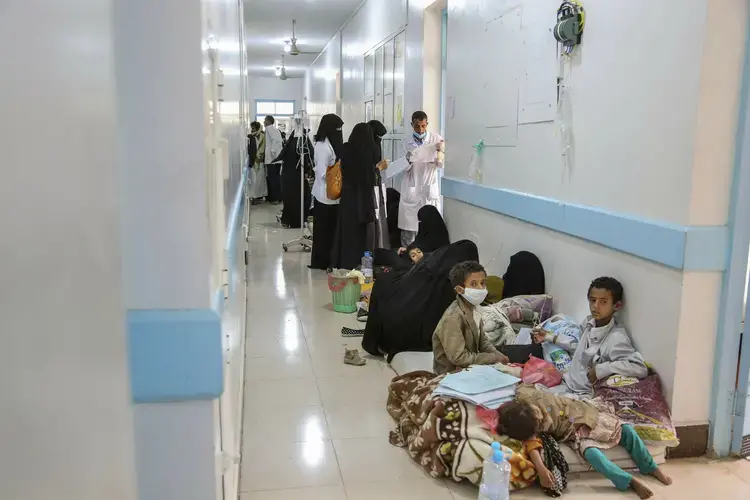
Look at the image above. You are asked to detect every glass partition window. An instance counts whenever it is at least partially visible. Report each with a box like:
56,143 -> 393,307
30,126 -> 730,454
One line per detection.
374,46 -> 384,122
364,54 -> 375,100
393,32 -> 406,133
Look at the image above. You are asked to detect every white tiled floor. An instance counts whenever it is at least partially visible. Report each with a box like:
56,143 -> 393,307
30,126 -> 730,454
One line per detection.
239,205 -> 750,499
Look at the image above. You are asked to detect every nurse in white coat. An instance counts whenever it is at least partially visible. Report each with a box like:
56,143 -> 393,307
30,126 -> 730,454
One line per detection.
398,111 -> 445,247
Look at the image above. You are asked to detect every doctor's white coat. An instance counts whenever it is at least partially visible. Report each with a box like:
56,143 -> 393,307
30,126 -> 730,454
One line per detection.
397,131 -> 444,232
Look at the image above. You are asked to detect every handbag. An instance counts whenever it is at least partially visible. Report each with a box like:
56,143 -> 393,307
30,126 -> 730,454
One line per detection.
326,160 -> 342,200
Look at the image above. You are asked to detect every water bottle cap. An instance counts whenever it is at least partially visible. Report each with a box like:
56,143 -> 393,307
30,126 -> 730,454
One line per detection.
491,442 -> 501,450
364,251 -> 372,257
493,450 -> 505,463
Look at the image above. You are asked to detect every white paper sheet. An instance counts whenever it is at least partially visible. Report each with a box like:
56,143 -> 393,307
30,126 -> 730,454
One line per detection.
380,156 -> 410,181
515,328 -> 533,345
410,143 -> 438,163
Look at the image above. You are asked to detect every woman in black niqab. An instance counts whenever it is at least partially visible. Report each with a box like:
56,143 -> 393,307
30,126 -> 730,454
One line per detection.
318,114 -> 344,159
330,123 -> 377,270
309,114 -> 344,270
412,205 -> 449,253
501,251 -> 545,299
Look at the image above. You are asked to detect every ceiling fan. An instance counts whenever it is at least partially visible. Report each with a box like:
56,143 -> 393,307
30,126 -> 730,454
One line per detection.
275,54 -> 289,80
284,20 -> 317,56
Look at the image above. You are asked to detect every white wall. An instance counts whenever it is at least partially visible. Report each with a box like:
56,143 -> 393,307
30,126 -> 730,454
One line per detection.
302,0 -> 748,428
443,0 -> 747,425
0,1 -> 137,499
248,76 -> 305,117
340,0 -> 410,137
306,32 -> 342,133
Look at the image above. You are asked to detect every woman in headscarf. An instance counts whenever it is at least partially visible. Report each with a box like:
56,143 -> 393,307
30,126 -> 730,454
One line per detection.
278,127 -> 314,228
247,121 -> 267,204
330,123 -> 378,270
409,205 -> 449,253
502,251 -> 545,299
368,120 -> 390,250
309,114 -> 344,270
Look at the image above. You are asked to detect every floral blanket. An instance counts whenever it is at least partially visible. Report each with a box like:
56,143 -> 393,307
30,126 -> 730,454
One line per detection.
387,371 -> 537,490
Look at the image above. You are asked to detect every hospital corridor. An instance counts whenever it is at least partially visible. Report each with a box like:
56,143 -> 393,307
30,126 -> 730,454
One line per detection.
238,206 -> 750,499
3,0 -> 750,500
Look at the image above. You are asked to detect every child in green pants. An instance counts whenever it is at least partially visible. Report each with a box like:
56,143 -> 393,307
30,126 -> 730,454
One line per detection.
497,384 -> 673,498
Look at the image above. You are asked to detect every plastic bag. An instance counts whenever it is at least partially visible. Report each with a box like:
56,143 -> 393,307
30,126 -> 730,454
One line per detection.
540,315 -> 581,373
522,355 -> 562,388
542,343 -> 572,373
467,140 -> 484,183
594,375 -> 680,447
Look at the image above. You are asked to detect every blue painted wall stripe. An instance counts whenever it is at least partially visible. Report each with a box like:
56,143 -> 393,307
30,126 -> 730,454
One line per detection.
128,168 -> 247,403
442,177 -> 727,271
128,309 -> 223,403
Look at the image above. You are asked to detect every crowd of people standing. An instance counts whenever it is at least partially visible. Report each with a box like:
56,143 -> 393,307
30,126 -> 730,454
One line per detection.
247,109 -> 446,271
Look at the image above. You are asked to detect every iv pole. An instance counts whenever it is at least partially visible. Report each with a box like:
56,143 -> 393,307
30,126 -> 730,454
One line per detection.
282,110 -> 313,252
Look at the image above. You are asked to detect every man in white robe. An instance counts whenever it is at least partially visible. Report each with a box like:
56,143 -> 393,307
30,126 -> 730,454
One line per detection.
263,115 -> 284,204
398,110 -> 445,246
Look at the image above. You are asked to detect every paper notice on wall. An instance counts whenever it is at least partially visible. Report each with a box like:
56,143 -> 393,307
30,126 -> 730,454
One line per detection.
381,156 -> 410,182
396,95 -> 404,128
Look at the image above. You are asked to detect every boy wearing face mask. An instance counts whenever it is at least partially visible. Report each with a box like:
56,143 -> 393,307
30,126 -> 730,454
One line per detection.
432,261 -> 510,375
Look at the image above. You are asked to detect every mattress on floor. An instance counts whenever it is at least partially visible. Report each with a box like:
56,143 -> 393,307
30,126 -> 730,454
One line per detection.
388,351 -> 434,375
387,351 -> 668,469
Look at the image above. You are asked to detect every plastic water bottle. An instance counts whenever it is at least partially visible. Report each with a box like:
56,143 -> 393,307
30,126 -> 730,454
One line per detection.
478,442 -> 510,500
361,251 -> 374,283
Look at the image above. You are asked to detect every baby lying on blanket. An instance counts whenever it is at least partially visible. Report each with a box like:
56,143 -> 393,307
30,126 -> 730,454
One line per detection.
533,277 -> 647,395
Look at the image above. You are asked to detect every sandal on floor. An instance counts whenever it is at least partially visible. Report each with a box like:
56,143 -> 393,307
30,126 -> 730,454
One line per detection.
341,327 -> 365,338
356,308 -> 368,323
343,348 -> 366,366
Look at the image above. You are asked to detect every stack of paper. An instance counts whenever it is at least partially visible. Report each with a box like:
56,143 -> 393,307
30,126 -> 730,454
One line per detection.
432,365 -> 520,409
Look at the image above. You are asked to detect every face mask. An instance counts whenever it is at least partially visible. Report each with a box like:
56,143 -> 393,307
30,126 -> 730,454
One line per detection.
413,131 -> 427,140
461,287 -> 488,306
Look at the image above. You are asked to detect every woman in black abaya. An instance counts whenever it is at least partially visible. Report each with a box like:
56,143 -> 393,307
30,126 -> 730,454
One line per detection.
330,123 -> 378,270
309,114 -> 344,270
279,129 -> 314,228
410,205 -> 449,252
374,204 -> 450,270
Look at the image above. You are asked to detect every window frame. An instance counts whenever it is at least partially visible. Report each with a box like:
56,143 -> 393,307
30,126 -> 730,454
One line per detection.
254,99 -> 296,127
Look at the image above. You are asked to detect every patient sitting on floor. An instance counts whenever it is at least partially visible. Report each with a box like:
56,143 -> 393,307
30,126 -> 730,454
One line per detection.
533,277 -> 647,395
432,261 -> 509,374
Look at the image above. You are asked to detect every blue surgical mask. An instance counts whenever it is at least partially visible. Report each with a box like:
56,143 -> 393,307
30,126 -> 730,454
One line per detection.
413,131 -> 427,140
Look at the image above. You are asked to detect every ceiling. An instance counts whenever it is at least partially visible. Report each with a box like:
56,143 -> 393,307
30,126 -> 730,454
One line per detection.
244,0 -> 362,78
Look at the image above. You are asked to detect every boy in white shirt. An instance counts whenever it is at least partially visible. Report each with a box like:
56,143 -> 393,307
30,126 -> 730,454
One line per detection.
533,277 -> 647,395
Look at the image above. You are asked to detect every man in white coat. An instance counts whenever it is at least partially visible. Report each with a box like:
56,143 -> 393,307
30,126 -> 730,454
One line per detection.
398,110 -> 445,246
263,115 -> 284,204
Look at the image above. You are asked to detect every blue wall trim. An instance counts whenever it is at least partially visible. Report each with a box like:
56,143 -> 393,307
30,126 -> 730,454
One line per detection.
709,7 -> 750,457
442,177 -> 727,271
128,309 -> 223,403
127,168 -> 247,404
